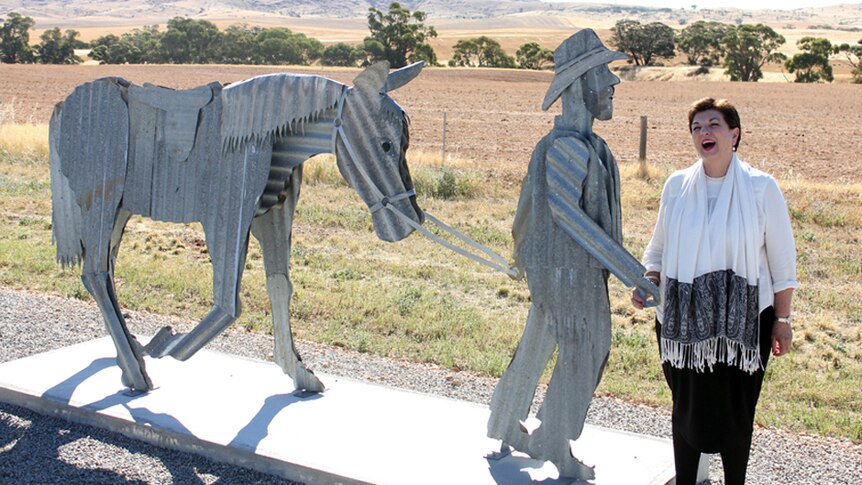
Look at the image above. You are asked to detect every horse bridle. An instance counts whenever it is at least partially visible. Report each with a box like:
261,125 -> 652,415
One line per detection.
332,88 -> 519,279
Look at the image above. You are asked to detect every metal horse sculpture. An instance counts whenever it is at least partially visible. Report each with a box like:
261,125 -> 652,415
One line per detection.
50,62 -> 424,393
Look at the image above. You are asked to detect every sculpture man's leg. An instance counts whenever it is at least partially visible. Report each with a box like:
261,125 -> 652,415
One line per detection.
251,166 -> 324,393
487,305 -> 556,452
527,286 -> 612,478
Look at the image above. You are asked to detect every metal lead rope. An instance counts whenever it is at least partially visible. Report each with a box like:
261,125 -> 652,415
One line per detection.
388,208 -> 519,279
334,98 -> 519,279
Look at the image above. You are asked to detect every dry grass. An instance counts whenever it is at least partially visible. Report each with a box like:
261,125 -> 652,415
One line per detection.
0,119 -> 859,442
0,104 -> 49,162
0,123 -> 49,161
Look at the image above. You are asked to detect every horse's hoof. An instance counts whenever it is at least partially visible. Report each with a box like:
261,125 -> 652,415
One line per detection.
120,369 -> 152,393
292,389 -> 321,398
294,366 -> 325,394
143,327 -> 183,358
122,387 -> 150,397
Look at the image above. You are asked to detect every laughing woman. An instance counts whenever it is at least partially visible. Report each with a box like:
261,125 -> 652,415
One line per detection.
631,97 -> 798,485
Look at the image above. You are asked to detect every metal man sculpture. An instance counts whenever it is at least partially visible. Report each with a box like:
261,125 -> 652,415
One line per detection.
487,29 -> 660,479
50,62 -> 425,393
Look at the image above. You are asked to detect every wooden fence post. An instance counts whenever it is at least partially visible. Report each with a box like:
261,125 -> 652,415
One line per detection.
638,115 -> 648,177
441,111 -> 447,166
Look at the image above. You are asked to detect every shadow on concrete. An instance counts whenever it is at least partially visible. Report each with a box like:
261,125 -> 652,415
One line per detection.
38,356 -> 321,464
228,392 -> 322,451
40,357 -> 116,405
486,453 -> 574,484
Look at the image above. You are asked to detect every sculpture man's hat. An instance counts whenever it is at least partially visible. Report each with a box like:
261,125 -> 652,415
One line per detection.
542,29 -> 628,111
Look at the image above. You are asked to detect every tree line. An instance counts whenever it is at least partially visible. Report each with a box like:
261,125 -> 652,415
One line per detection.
0,12 -> 85,64
0,3 -> 439,68
613,19 -> 862,83
2,3 -> 860,83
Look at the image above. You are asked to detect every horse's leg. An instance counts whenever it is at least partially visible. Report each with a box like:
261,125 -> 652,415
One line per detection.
145,141 -> 271,361
146,221 -> 249,361
57,78 -> 148,390
251,166 -> 324,393
81,206 -> 152,392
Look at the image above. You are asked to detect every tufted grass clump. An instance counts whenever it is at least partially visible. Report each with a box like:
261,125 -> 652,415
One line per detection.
412,166 -> 476,199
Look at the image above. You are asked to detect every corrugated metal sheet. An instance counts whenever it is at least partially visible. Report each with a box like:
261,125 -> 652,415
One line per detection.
546,137 -> 646,289
57,79 -> 129,273
256,109 -> 336,215
221,73 -> 343,153
124,82 -> 222,222
49,104 -> 83,268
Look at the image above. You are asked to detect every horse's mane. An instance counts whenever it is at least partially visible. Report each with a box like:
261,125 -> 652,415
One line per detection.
221,73 -> 345,152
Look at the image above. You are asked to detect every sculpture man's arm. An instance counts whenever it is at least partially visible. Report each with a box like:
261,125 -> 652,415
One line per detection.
545,136 -> 660,305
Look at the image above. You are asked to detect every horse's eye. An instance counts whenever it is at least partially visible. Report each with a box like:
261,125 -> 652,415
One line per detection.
381,141 -> 392,153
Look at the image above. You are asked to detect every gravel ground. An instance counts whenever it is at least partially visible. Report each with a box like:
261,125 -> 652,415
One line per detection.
1,286 -> 860,484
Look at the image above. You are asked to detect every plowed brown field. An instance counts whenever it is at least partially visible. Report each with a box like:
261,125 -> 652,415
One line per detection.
1,63 -> 859,183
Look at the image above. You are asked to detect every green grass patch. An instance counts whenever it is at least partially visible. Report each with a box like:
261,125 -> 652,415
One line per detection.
2,137 -> 861,443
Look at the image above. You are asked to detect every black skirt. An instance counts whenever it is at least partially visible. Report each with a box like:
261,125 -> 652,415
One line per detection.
656,306 -> 775,452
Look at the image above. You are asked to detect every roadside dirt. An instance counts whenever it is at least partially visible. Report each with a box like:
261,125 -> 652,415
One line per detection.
1,63 -> 859,183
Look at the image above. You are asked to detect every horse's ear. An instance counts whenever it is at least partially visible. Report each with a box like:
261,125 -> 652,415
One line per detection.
385,61 -> 424,93
354,61 -> 390,92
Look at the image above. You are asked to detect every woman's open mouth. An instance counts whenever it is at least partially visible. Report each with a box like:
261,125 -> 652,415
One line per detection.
701,140 -> 716,151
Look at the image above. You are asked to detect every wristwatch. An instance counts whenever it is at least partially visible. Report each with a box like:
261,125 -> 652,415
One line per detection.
775,315 -> 792,326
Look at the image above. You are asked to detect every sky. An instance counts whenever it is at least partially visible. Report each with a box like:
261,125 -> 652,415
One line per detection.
542,0 -> 862,10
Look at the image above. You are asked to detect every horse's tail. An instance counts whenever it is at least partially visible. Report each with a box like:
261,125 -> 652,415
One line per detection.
49,102 -> 84,268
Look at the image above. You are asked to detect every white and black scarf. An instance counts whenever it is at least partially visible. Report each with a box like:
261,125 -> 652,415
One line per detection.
660,155 -> 762,373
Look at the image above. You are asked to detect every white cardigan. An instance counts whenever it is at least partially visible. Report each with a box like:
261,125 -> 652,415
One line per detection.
642,163 -> 798,323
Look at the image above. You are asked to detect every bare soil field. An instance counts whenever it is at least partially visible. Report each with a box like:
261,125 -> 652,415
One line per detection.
1,63 -> 860,183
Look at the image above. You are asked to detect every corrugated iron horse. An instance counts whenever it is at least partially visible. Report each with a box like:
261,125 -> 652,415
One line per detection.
50,62 -> 425,393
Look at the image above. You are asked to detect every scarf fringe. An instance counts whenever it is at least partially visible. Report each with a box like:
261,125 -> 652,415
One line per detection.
660,335 -> 762,374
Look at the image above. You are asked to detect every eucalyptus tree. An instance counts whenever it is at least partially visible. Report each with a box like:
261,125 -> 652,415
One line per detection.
676,20 -> 732,66
785,37 -> 833,83
254,28 -> 323,65
0,12 -> 35,63
721,24 -> 786,82
450,36 -> 515,68
321,42 -> 366,66
611,20 -> 676,66
35,27 -> 82,64
159,17 -> 221,64
835,39 -> 862,83
516,42 -> 554,70
218,24 -> 261,64
90,26 -> 162,64
366,2 -> 437,67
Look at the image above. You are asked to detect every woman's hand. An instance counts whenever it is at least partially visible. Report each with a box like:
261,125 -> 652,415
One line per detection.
771,321 -> 793,356
631,272 -> 660,310
631,287 -> 647,310
771,289 -> 794,356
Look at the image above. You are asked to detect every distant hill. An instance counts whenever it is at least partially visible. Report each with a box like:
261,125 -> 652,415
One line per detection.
2,0 -> 860,66
2,0 -> 861,30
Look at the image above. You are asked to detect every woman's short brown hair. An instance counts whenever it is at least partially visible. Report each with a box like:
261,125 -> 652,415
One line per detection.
688,97 -> 741,151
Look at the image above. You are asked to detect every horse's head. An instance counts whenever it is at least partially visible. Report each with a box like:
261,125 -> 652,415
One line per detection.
335,61 -> 424,242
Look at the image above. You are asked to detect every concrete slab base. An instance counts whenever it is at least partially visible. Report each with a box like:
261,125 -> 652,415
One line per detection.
0,337 -> 675,484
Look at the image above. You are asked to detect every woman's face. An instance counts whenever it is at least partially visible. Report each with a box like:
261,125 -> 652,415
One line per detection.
690,109 -> 739,164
